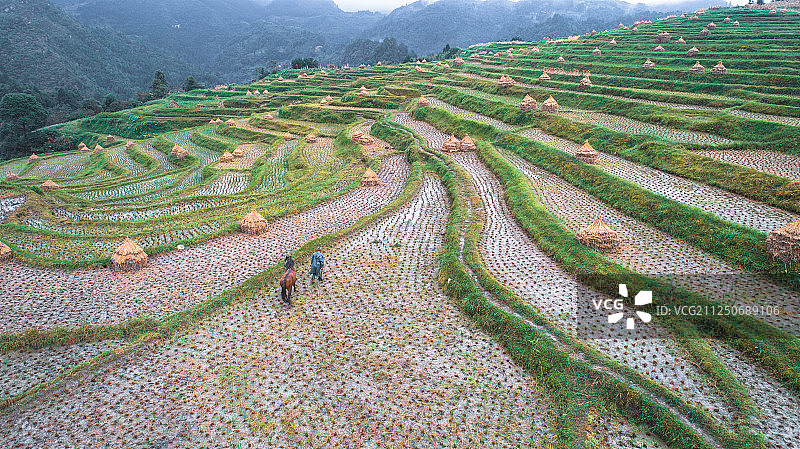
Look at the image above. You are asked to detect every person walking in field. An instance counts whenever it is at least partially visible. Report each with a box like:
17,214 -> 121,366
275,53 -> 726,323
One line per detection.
309,247 -> 325,282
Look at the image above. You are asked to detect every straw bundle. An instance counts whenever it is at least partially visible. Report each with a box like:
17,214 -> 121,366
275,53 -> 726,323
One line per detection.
125,141 -> 135,150
699,28 -> 710,37
305,134 -> 317,143
353,133 -> 374,145
498,74 -> 515,87
110,238 -> 148,272
226,119 -> 236,126
541,96 -> 559,113
711,61 -> 727,75
254,89 -> 260,95
654,32 -> 671,43
441,135 -> 461,152
459,135 -> 476,151
415,65 -> 423,71
6,172 -> 19,181
609,39 -> 617,45
643,58 -> 656,69
283,132 -> 293,140
723,17 -> 731,23
29,153 -> 41,162
767,219 -> 800,262
361,167 -> 380,187
689,61 -> 705,73
677,37 -> 686,44
576,216 -> 621,252
556,55 -> 565,63
93,144 -> 104,154
591,47 -> 602,56
686,46 -> 700,56
0,241 -> 11,262
654,45 -> 666,52
631,26 -> 639,32
575,140 -> 599,164
732,20 -> 740,26
469,53 -> 479,59
40,178 -> 59,191
172,145 -> 189,160
106,135 -> 115,143
241,208 -> 268,235
233,147 -> 244,158
278,76 -> 284,81
376,61 -> 382,66
417,97 -> 430,108
220,151 -> 234,163
453,57 -> 465,66
168,99 -> 179,108
359,85 -> 369,95
78,142 -> 88,151
442,63 -> 451,70
264,113 -> 274,120
320,98 -> 329,106
579,76 -> 592,87
520,94 -> 538,112
359,64 -> 366,69
532,47 -> 540,52
218,100 -> 225,109
539,72 -> 551,81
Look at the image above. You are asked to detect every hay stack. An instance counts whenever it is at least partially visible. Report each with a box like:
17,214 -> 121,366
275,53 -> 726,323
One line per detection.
609,39 -> 617,45
541,96 -> 559,113
591,47 -> 601,56
264,113 -> 274,120
359,64 -> 366,69
654,45 -> 666,52
359,86 -> 369,95
711,61 -> 727,75
733,20 -> 740,26
168,99 -> 179,108
125,141 -> 135,150
576,215 -> 621,252
677,37 -> 686,44
532,47 -> 540,52
631,26 -> 639,32
469,53 -> 479,59
40,178 -> 59,191
254,89 -> 260,95
233,147 -> 244,158
707,22 -> 716,29
442,63 -> 451,71
218,100 -> 225,109
539,71 -> 551,82
441,135 -> 461,152
0,241 -> 11,262
690,61 -> 705,73
575,140 -> 599,164
106,135 -> 115,144
699,28 -> 710,37
361,167 -> 380,187
723,17 -> 731,23
171,145 -> 189,160
78,142 -> 88,151
305,134 -> 317,143
283,132 -> 293,140
415,65 -> 423,71
459,135 -> 476,151
220,151 -> 234,163
453,57 -> 465,66
226,119 -> 236,126
687,46 -> 700,57
319,98 -> 329,106
278,76 -> 284,81
354,133 -> 375,145
767,219 -> 800,262
643,58 -> 656,69
579,76 -> 592,87
241,208 -> 268,235
29,153 -> 41,162
556,55 -> 565,63
498,74 -> 515,88
654,32 -> 671,43
6,172 -> 19,181
93,144 -> 104,154
417,97 -> 430,108
520,94 -> 538,112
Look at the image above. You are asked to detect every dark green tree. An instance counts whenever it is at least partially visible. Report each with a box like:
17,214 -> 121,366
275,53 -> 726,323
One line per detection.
0,93 -> 46,134
103,93 -> 117,111
150,70 -> 169,99
291,58 -> 319,69
182,75 -> 203,92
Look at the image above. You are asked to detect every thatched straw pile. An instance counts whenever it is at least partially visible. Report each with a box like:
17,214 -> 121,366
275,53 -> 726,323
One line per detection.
320,98 -> 329,106
654,45 -> 666,52
707,22 -> 716,29
711,61 -> 727,75
618,22 -> 626,29
353,133 -> 374,145
241,208 -> 267,235
591,47 -> 601,56
254,89 -> 260,95
233,147 -> 244,158
6,172 -> 19,181
171,145 -> 189,160
733,20 -> 740,26
93,144 -> 104,154
470,53 -> 479,59
532,47 -> 540,52
41,179 -> 59,191
453,57 -> 465,66
78,142 -> 88,151
417,97 -> 430,107
459,135 -> 476,151
690,61 -> 705,73
767,219 -> 800,262
168,99 -> 179,108
125,141 -> 135,150
520,94 -> 538,112
699,28 -> 710,37
29,153 -> 41,162
575,140 -> 599,164
359,64 -> 366,69
609,39 -> 617,45
415,65 -> 423,71
359,86 -> 369,95
361,167 -> 380,187
576,215 -> 621,252
677,37 -> 686,44
654,32 -> 671,43
226,119 -> 236,126
218,100 -> 225,109
264,113 -> 274,120
643,58 -> 656,68
632,26 -> 639,32
687,46 -> 700,56
541,96 -> 559,113
579,76 -> 592,87
278,76 -> 284,81
0,241 -> 11,262
283,132 -> 293,140
723,17 -> 731,23
305,134 -> 317,143
220,151 -> 234,163
441,135 -> 461,152
539,71 -> 551,82
498,74 -> 516,87
376,61 -> 383,66
556,55 -> 565,63
106,135 -> 115,143
442,63 -> 451,70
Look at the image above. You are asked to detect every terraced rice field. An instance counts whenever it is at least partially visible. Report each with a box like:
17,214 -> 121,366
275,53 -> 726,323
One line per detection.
1,7 -> 799,448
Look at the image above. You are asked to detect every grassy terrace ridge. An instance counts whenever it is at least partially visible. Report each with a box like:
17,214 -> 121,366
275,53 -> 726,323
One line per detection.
1,6 -> 799,448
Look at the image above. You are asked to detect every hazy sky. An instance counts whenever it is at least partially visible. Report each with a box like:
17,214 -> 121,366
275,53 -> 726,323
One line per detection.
333,0 -> 740,13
